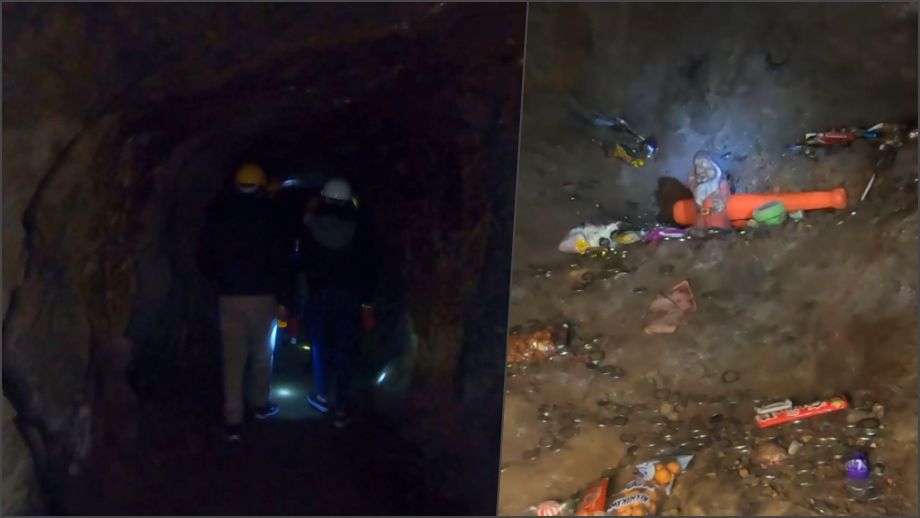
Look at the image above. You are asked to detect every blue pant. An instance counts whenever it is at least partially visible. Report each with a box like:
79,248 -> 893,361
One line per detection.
308,289 -> 361,413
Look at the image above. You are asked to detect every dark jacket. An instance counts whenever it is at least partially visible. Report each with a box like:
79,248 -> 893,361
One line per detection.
199,191 -> 293,304
297,202 -> 376,303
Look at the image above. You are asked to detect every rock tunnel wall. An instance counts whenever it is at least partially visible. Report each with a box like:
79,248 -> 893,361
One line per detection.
515,2 -> 918,255
2,3 -> 524,512
505,3 -> 918,512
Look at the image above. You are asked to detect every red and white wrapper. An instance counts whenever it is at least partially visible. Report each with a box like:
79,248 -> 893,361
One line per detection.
536,500 -> 564,516
754,396 -> 849,428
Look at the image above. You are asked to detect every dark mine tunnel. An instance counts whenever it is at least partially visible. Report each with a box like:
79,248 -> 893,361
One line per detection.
3,3 -> 524,515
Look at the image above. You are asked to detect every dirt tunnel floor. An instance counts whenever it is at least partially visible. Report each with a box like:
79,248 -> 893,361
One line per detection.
56,336 -> 454,515
59,391 -> 450,515
499,4 -> 917,515
499,161 -> 918,516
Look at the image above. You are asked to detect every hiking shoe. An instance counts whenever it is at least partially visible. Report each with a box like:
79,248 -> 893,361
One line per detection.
306,393 -> 331,414
252,402 -> 280,420
224,424 -> 242,442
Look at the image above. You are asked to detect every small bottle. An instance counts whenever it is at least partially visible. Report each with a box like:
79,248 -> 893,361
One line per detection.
845,451 -> 871,499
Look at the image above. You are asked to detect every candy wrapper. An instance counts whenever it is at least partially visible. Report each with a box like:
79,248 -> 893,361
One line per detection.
558,222 -> 623,254
754,396 -> 849,428
532,499 -> 574,516
643,280 -> 696,335
575,479 -> 609,516
507,326 -> 560,365
606,455 -> 693,516
642,227 -> 685,243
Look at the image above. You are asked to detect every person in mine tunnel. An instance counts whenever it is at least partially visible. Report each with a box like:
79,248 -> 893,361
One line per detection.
296,177 -> 377,428
199,163 -> 291,442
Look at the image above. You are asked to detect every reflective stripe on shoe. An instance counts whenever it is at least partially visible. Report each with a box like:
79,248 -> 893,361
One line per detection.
253,403 -> 280,420
307,394 -> 330,414
224,425 -> 242,442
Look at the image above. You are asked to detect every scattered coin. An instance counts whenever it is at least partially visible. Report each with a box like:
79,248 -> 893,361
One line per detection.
610,416 -> 629,427
721,370 -> 740,383
810,499 -> 834,515
588,350 -> 606,365
539,436 -> 557,449
649,416 -> 669,428
858,418 -> 881,430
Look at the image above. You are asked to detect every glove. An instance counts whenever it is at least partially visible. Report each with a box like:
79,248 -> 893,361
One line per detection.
361,304 -> 376,331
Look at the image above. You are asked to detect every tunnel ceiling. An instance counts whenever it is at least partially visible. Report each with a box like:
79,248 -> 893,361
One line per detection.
6,2 -> 524,166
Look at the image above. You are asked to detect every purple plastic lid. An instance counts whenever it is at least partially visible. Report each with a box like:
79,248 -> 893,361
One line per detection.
644,227 -> 686,242
845,451 -> 870,479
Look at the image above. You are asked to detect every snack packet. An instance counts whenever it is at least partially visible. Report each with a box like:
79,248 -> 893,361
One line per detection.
575,478 -> 609,516
606,455 -> 693,516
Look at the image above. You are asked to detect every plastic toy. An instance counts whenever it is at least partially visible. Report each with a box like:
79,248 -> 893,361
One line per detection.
752,201 -> 788,225
672,188 -> 848,228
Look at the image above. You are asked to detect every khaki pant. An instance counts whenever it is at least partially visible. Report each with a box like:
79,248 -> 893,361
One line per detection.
219,295 -> 277,425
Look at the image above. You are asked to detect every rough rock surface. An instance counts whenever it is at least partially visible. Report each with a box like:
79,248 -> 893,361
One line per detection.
3,4 -> 523,512
2,396 -> 46,515
499,3 -> 917,516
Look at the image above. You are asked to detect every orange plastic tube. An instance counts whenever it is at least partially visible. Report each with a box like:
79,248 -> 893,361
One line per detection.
672,188 -> 848,227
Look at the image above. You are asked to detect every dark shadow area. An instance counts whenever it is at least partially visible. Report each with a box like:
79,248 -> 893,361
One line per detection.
655,177 -> 694,225
2,3 -> 525,515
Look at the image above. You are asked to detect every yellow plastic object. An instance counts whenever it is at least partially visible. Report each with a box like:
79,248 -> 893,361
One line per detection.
615,231 -> 642,245
575,238 -> 589,254
611,144 -> 645,167
235,163 -> 267,186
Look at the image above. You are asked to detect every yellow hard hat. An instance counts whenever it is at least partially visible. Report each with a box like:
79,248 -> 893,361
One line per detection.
235,163 -> 267,186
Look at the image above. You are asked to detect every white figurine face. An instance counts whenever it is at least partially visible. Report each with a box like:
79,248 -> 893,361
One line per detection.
694,157 -> 718,183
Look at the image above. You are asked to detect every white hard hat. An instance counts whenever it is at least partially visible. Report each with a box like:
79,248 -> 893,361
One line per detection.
321,177 -> 352,202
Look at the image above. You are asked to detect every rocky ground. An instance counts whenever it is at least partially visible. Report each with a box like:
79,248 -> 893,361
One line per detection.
500,178 -> 918,514
499,3 -> 917,516
56,343 -> 449,515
